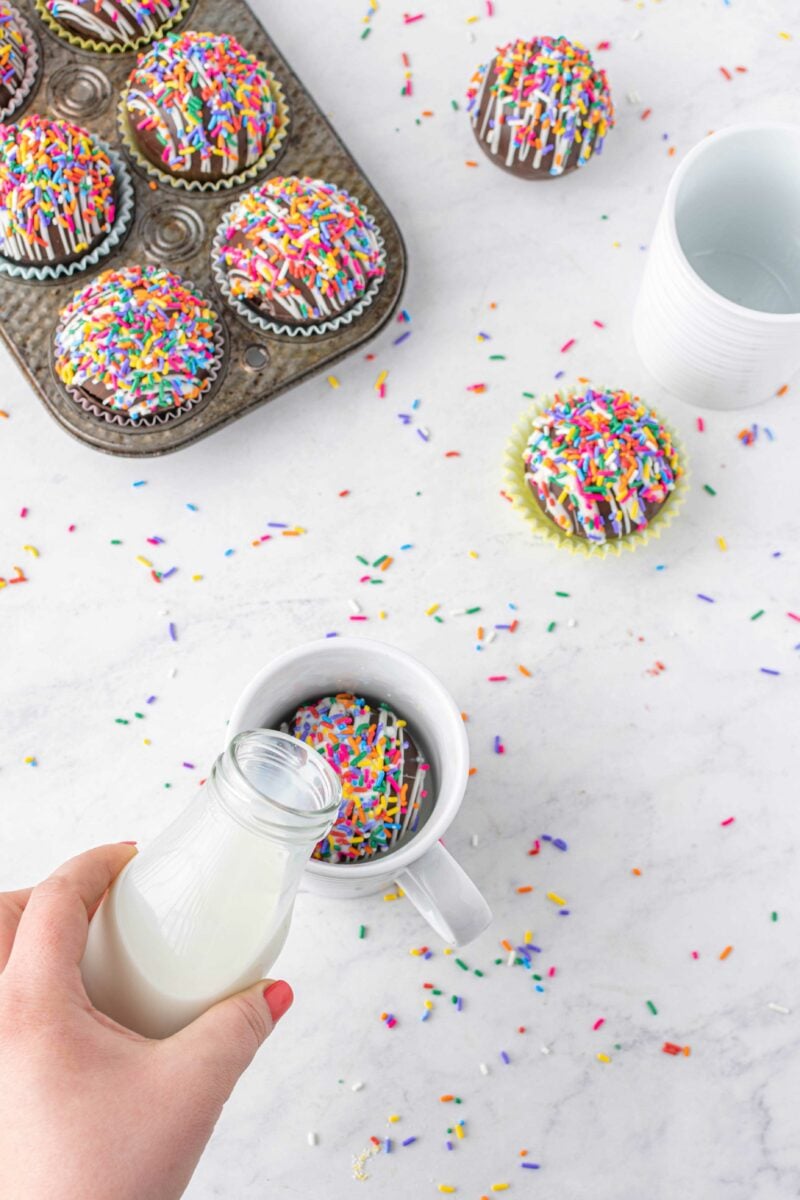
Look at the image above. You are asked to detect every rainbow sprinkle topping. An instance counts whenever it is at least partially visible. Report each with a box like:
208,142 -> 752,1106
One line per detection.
215,175 -> 385,325
125,31 -> 282,180
467,35 -> 614,176
0,115 -> 115,266
45,0 -> 182,48
0,2 -> 29,115
285,694 -> 428,863
523,388 -> 681,542
54,265 -> 220,421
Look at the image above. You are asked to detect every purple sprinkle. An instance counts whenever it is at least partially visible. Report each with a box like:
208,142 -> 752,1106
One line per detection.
423,950 -> 433,959
268,522 -> 288,529
446,1141 -> 454,1151
402,1137 -> 417,1147
417,429 -> 430,442
384,1139 -> 391,1153
559,909 -> 570,916
530,944 -> 542,953
521,1162 -> 541,1169
760,668 -> 780,676
541,834 -> 553,842
393,330 -> 412,345
553,370 -> 565,380
182,762 -> 195,769
146,695 -> 157,704
161,567 -> 177,579
495,623 -> 511,630
168,622 -> 177,641
553,838 -> 568,851
500,1050 -> 510,1064
697,594 -> 715,603
325,632 -> 339,638
456,996 -> 463,1012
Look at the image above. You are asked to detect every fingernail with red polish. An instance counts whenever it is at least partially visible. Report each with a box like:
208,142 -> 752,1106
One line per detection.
264,980 -> 293,1024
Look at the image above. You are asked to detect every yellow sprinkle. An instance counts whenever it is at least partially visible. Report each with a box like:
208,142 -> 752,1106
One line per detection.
143,738 -> 151,746
438,1188 -> 456,1195
546,891 -> 566,905
716,536 -> 727,552
379,610 -> 387,619
425,602 -> 440,616
388,1114 -> 400,1123
23,756 -> 35,763
375,369 -> 388,389
455,1124 -> 464,1139
444,947 -> 453,955
327,375 -> 340,389
491,1186 -> 509,1193
383,892 -> 398,901
424,999 -> 433,1010
778,30 -> 792,40
22,544 -> 39,557
136,556 -> 153,568
468,550 -> 479,559
396,887 -> 405,897
524,930 -> 533,943
410,948 -> 421,956
192,574 -> 203,581
466,13 -> 479,21
597,1053 -> 611,1064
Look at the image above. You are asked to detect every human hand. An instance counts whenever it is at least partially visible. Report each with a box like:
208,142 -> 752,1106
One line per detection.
0,843 -> 293,1200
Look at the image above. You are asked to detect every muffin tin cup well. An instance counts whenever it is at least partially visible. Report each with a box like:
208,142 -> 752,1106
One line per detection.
0,140 -> 135,282
210,200 -> 387,340
0,0 -> 406,457
503,395 -> 690,560
33,0 -> 191,55
55,311 -> 227,430
117,67 -> 290,194
0,3 -> 41,121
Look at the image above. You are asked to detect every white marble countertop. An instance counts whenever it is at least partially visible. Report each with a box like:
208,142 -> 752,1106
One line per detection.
2,0 -> 799,1197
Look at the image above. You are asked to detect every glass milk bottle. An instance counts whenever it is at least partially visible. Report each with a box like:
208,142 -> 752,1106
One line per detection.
81,730 -> 339,1039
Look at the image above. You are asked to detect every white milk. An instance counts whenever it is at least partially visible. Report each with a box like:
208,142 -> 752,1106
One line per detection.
81,731 -> 339,1039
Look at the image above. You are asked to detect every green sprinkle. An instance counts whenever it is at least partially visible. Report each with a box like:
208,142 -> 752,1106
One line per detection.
434,615 -> 444,624
164,782 -> 171,788
370,579 -> 384,584
532,973 -> 542,981
547,620 -> 556,633
750,610 -> 764,621
432,988 -> 443,996
358,924 -> 366,939
455,1098 -> 462,1104
356,555 -> 369,565
522,391 -> 536,399
455,958 -> 469,971
451,995 -> 458,1004
494,957 -> 503,965
450,98 -> 459,110
489,354 -> 506,361
465,606 -> 481,614
134,712 -> 144,719
373,555 -> 388,567
473,969 -> 484,977
555,591 -> 570,597
110,539 -> 122,545
360,25 -> 370,37
703,484 -> 717,496
771,911 -> 779,922
646,1000 -> 658,1015
114,718 -> 129,725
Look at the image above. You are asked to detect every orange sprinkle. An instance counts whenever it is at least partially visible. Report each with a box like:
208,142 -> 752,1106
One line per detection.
683,1045 -> 691,1056
516,885 -> 533,894
632,868 -> 642,876
468,767 -> 478,776
719,945 -> 733,960
500,939 -> 513,952
465,160 -> 479,167
518,664 -> 531,677
440,1094 -> 455,1102
777,384 -> 789,396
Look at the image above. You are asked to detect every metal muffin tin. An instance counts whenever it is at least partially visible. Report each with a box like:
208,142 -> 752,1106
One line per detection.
0,0 -> 407,456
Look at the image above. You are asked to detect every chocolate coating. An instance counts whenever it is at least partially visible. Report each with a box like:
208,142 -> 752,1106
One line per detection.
43,0 -> 183,48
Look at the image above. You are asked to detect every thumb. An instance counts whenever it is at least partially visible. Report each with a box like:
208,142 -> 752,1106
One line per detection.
167,978 -> 293,1100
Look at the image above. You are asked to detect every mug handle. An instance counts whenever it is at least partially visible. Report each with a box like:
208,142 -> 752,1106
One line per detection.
395,842 -> 492,946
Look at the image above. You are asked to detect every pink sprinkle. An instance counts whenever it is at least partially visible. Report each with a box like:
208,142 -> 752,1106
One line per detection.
359,574 -> 371,583
349,615 -> 368,621
691,951 -> 699,960
560,338 -> 576,353
787,612 -> 800,623
547,966 -> 556,977
487,675 -> 508,682
19,507 -> 27,518
592,1018 -> 605,1031
697,416 -> 705,432
68,524 -> 76,532
721,817 -> 735,826
486,0 -> 493,13
596,40 -> 611,50
403,11 -> 424,22
592,320 -> 605,328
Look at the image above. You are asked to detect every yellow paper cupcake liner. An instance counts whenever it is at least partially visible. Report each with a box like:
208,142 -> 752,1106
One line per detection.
34,0 -> 191,54
117,69 -> 289,193
504,393 -> 690,560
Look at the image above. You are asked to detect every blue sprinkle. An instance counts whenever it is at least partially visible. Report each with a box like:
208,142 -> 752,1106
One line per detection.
132,480 -> 146,487
402,1137 -> 416,1147
186,503 -> 198,511
224,548 -> 235,557
500,1050 -> 510,1064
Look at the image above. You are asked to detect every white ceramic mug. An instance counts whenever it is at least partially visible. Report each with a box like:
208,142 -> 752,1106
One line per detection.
633,122 -> 800,410
228,638 -> 492,946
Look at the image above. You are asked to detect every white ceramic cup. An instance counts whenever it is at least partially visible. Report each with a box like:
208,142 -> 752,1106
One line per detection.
633,122 -> 800,410
228,638 -> 492,946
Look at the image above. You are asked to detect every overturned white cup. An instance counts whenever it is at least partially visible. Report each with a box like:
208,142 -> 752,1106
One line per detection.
228,638 -> 492,946
633,122 -> 800,410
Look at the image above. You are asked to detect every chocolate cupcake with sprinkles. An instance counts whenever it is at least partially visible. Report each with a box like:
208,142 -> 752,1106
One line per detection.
282,694 -> 430,864
0,114 -> 134,281
467,35 -> 614,178
119,31 -> 289,191
0,2 -> 39,122
211,174 -> 386,337
506,387 -> 687,558
53,265 -> 224,427
36,0 -> 189,54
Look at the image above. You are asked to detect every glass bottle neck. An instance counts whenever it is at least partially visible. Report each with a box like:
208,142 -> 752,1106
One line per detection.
206,730 -> 340,848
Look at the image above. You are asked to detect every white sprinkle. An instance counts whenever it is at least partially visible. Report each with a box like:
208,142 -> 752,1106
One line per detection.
470,833 -> 479,847
479,1062 -> 489,1076
308,1132 -> 318,1146
159,609 -> 171,616
450,609 -> 467,617
541,1045 -> 551,1055
168,667 -> 177,678
485,629 -> 497,645
506,949 -> 516,967
767,1003 -> 790,1015
626,89 -> 641,104
349,598 -> 362,614
568,618 -> 577,628
631,28 -> 643,40
352,1081 -> 364,1092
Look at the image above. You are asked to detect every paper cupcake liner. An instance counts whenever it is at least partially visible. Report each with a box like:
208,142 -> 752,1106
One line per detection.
504,393 -> 690,560
117,70 -> 289,194
0,5 -> 40,122
0,141 -> 134,283
55,309 -> 226,431
209,199 -> 387,339
33,0 -> 191,55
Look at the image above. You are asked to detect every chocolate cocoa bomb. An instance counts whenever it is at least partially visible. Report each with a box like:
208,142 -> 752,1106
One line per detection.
43,0 -> 183,49
466,35 -> 614,180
